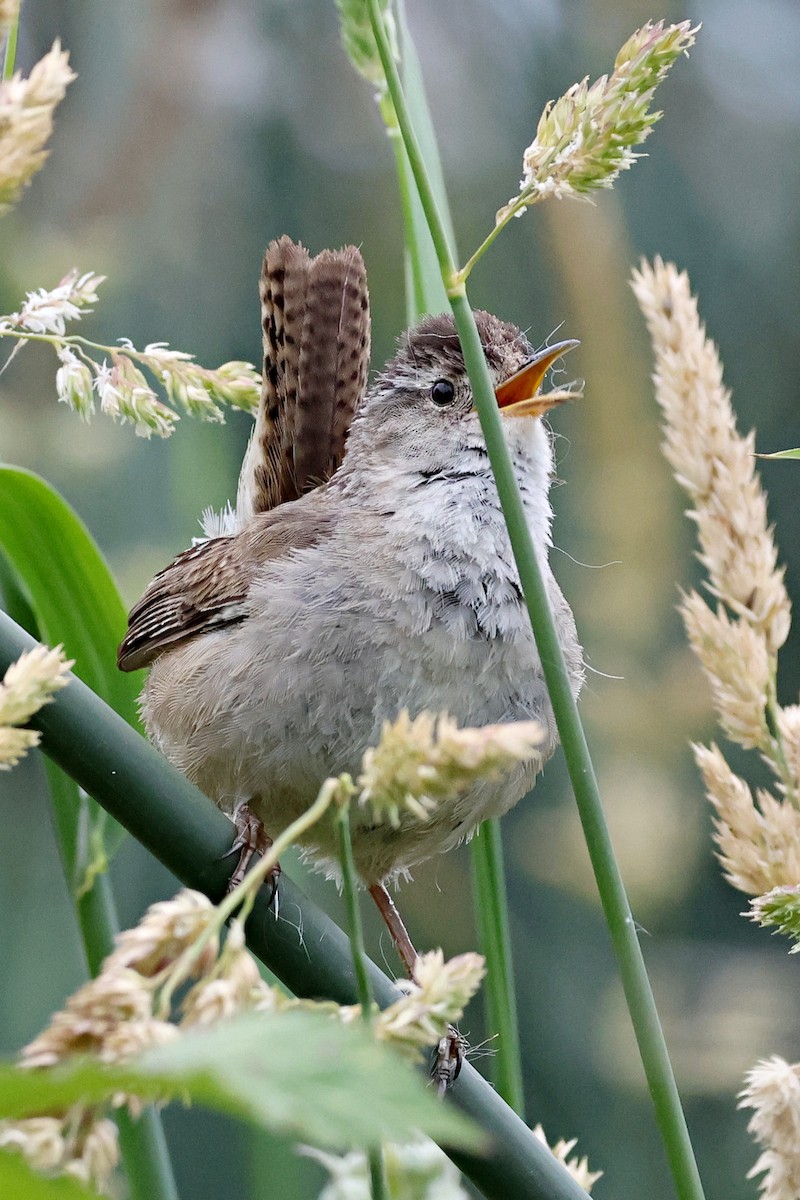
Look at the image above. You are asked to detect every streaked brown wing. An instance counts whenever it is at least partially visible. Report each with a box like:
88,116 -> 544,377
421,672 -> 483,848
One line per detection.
118,500 -> 332,672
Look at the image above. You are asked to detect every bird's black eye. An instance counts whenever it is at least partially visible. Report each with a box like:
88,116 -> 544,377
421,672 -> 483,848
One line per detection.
430,379 -> 456,407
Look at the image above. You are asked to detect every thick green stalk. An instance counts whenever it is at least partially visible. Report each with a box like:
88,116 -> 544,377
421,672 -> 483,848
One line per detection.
365,4 -> 705,1199
0,609 -> 591,1200
470,822 -> 524,1115
0,585 -> 179,1200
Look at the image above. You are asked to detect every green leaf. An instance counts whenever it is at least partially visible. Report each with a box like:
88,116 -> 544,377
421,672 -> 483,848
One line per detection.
394,1 -> 450,319
0,1011 -> 481,1152
0,466 -> 140,889
0,1152 -> 99,1200
755,448 -> 800,460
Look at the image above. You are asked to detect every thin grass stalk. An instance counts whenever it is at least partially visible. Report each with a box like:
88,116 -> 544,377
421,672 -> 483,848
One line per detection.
365,3 -> 705,1198
381,1 -> 524,1112
0,608 -> 594,1200
470,821 -> 524,1114
337,805 -> 389,1200
2,6 -> 19,79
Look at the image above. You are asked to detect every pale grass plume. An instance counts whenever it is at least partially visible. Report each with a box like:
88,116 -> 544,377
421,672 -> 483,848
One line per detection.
106,888 -> 219,978
306,1139 -> 469,1200
0,40 -> 75,215
1,277 -> 261,437
359,709 -> 544,827
55,346 -> 95,418
377,949 -> 485,1054
748,886 -> 800,949
497,21 -> 697,222
2,269 -> 104,336
334,0 -> 396,96
693,743 -> 800,896
20,968 -> 154,1068
777,706 -> 800,788
740,1057 -> 800,1200
0,643 -> 72,769
631,256 -> 790,654
0,0 -> 19,35
181,919 -> 271,1028
532,1125 -> 603,1193
93,356 -> 177,439
681,592 -> 770,751
0,1112 -> 120,1195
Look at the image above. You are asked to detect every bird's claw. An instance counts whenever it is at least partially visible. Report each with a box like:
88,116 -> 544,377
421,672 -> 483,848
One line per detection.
224,803 -> 280,909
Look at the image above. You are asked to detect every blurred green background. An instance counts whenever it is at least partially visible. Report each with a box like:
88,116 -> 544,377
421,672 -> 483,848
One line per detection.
2,1 -> 799,1197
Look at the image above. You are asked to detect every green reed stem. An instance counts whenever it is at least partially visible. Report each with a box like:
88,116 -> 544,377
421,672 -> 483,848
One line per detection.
470,822 -> 524,1114
337,804 -> 389,1200
371,0 -> 525,1111
2,6 -> 19,80
366,3 -> 706,1197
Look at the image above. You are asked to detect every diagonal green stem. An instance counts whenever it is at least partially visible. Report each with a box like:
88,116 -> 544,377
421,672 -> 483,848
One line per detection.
0,579 -> 178,1200
366,3 -> 705,1198
0,608 -> 594,1200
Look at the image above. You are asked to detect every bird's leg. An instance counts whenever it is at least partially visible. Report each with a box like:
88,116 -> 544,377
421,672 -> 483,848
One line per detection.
368,882 -> 419,979
368,883 -> 465,1094
225,802 -> 280,906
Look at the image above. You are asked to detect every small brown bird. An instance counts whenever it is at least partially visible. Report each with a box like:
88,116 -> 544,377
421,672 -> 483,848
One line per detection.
119,236 -> 583,971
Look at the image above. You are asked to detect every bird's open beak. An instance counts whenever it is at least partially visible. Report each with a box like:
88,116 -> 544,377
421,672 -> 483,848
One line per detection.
495,339 -> 580,418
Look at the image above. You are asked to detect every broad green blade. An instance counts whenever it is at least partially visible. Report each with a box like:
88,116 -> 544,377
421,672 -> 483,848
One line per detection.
0,1010 -> 480,1152
0,1152 -> 98,1200
0,465 -> 141,888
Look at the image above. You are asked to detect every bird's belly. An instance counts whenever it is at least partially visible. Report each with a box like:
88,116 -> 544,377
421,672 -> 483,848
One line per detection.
142,594 -> 555,878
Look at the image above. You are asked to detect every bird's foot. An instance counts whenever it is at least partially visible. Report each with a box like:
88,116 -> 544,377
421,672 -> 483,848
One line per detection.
431,1026 -> 467,1097
225,803 -> 280,907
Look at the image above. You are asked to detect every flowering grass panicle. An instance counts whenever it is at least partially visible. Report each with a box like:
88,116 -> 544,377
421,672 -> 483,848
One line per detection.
0,643 -> 72,770
496,21 -> 697,223
334,0 -> 395,96
637,257 -> 800,1195
631,257 -> 790,655
633,258 -> 798,891
0,1113 -> 119,1194
377,949 -> 485,1054
694,744 -> 800,897
532,1125 -> 603,1193
106,888 -> 220,978
0,0 -> 19,34
2,270 -> 104,336
306,1139 -> 469,1200
740,1058 -> 800,1200
1,275 -> 261,436
359,709 -> 544,827
0,39 -> 75,215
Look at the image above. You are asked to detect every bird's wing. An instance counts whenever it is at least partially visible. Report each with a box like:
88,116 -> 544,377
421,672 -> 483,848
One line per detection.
238,235 -> 371,517
118,499 -> 333,672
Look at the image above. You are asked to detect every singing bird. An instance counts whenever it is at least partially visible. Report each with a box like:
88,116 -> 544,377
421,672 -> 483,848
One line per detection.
119,236 -> 583,969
